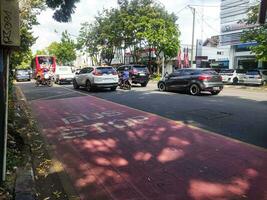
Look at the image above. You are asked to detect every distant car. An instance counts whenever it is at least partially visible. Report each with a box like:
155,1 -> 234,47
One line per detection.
73,66 -> 119,91
117,64 -> 150,87
243,69 -> 267,86
158,68 -> 223,95
55,66 -> 74,84
219,69 -> 247,84
15,69 -> 31,82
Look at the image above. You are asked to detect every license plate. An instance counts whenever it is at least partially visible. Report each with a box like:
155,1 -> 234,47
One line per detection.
213,87 -> 220,90
139,73 -> 145,76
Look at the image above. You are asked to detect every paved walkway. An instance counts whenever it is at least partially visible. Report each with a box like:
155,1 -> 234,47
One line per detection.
30,95 -> 267,200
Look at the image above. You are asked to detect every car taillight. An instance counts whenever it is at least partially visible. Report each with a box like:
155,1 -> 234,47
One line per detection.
112,71 -> 117,75
219,75 -> 222,81
257,75 -> 262,79
198,75 -> 212,81
133,69 -> 138,75
93,70 -> 102,76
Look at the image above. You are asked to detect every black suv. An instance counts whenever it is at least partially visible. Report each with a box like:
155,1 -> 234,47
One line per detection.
117,65 -> 150,87
158,68 -> 223,95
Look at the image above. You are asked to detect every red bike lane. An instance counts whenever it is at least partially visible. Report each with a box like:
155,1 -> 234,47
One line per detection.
31,95 -> 267,200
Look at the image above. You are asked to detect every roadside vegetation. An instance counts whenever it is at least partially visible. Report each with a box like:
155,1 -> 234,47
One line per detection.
241,3 -> 267,61
77,0 -> 180,72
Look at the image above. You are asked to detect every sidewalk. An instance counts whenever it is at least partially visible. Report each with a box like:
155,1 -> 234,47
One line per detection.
29,93 -> 267,200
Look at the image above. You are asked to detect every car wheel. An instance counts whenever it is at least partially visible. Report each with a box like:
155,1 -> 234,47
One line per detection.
211,91 -> 220,95
189,84 -> 200,96
233,77 -> 238,85
73,79 -> 79,89
86,80 -> 92,92
158,82 -> 166,91
262,80 -> 267,86
111,87 -> 117,91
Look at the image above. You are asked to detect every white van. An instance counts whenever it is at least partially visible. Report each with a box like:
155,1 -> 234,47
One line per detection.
55,66 -> 74,84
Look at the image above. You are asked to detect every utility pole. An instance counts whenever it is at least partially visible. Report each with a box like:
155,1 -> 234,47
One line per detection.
189,6 -> 196,68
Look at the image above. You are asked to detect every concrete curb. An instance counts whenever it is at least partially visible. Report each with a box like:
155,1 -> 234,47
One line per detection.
15,166 -> 35,200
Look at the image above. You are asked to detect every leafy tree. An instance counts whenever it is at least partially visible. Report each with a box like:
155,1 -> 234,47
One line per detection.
10,0 -> 45,70
47,31 -> 77,65
78,0 -> 180,70
241,4 -> 267,61
45,0 -> 80,22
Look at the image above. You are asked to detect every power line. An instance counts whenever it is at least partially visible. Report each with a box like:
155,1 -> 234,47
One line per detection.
195,9 -> 220,34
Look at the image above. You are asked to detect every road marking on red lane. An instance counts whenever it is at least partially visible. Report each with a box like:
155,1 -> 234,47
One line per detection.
31,95 -> 267,200
61,85 -> 267,152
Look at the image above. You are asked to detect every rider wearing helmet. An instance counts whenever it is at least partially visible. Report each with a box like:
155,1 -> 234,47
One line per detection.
122,67 -> 130,82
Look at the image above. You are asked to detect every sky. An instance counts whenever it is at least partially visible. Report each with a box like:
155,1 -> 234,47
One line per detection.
31,0 -> 221,52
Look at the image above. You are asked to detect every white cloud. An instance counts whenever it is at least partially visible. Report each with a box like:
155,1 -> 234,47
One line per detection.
31,0 -> 220,52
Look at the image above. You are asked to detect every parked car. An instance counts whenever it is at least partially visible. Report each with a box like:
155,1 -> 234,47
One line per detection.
243,69 -> 267,86
55,66 -> 74,84
73,66 -> 119,91
219,69 -> 247,84
158,68 -> 223,95
117,64 -> 150,87
15,69 -> 31,82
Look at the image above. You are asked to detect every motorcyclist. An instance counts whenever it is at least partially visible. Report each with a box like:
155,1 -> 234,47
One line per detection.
122,67 -> 130,84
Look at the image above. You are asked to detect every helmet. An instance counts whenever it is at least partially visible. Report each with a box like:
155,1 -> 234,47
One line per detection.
124,67 -> 129,71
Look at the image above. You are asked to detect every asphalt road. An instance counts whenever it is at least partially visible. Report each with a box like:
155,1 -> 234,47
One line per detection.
17,81 -> 267,148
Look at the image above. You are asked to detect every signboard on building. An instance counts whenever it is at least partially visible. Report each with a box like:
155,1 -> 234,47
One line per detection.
0,0 -> 20,47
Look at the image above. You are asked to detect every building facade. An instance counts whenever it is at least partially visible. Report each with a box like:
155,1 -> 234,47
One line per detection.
220,0 -> 266,70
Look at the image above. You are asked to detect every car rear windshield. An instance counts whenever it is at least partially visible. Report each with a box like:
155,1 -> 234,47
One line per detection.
201,70 -> 218,75
17,70 -> 29,75
220,69 -> 234,73
133,66 -> 147,72
58,67 -> 72,73
246,70 -> 260,75
96,67 -> 116,74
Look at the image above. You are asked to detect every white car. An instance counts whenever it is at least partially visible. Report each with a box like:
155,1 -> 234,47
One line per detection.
73,66 -> 119,91
55,66 -> 74,84
219,69 -> 246,85
243,69 -> 267,86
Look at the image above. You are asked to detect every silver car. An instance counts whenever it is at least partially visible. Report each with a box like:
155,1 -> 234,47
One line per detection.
243,69 -> 267,86
73,66 -> 119,91
219,69 -> 246,85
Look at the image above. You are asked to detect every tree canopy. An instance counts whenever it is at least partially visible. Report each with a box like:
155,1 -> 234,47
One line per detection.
46,31 -> 77,65
241,4 -> 267,61
77,0 -> 180,66
45,0 -> 80,22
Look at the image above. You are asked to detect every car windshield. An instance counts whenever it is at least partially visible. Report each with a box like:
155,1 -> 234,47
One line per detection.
17,70 -> 29,75
96,67 -> 116,74
57,67 -> 72,73
38,57 -> 53,65
133,66 -> 147,72
246,70 -> 260,75
220,69 -> 234,73
201,70 -> 218,75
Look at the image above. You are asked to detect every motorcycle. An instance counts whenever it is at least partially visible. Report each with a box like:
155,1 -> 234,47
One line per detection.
36,72 -> 54,87
119,78 -> 131,90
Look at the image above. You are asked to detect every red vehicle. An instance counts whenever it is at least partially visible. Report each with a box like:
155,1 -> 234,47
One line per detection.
31,55 -> 56,79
